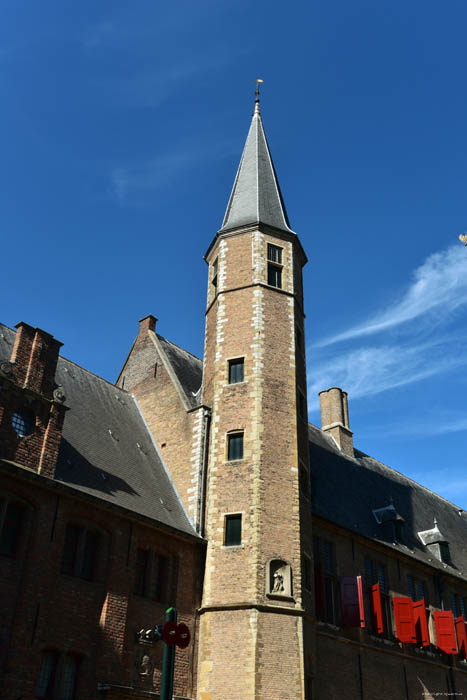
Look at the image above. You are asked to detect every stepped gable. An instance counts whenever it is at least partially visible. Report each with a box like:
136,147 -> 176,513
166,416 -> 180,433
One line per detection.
156,334 -> 203,408
309,422 -> 467,579
0,323 -> 197,537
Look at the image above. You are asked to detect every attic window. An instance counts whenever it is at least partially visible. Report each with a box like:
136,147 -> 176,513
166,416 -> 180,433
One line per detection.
372,505 -> 398,524
440,542 -> 451,564
11,410 -> 35,437
394,520 -> 405,544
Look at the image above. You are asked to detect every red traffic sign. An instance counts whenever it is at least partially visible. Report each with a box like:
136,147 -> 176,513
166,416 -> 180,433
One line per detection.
162,621 -> 178,646
175,623 -> 190,649
162,621 -> 190,648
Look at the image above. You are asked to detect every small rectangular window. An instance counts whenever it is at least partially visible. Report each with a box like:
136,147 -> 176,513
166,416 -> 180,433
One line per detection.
224,514 -> 242,546
35,651 -> 58,699
60,655 -> 79,700
61,524 -> 81,576
267,264 -> 282,288
81,531 -> 99,581
154,555 -> 169,602
212,258 -> 218,288
323,540 -> 335,575
227,433 -> 244,460
440,542 -> 451,563
267,243 -> 282,264
134,548 -> 151,597
228,358 -> 244,384
0,502 -> 26,558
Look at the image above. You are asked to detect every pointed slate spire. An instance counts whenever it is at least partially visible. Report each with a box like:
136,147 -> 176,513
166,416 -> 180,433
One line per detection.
220,91 -> 293,234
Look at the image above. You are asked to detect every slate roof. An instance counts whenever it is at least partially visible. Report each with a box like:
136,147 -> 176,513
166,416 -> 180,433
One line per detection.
156,334 -> 203,408
220,101 -> 293,234
309,423 -> 467,581
0,324 -> 197,538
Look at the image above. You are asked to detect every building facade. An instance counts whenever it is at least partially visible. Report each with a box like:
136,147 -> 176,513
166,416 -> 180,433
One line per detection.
1,96 -> 467,699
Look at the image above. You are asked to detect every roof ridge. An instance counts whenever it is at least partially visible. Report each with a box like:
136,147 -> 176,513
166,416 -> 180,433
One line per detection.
308,418 -> 466,514
156,333 -> 202,363
357,449 -> 465,514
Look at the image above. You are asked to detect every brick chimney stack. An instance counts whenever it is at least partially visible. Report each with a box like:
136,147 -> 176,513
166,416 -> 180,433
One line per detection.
0,323 -> 66,477
11,322 -> 63,398
138,315 -> 157,336
319,387 -> 354,457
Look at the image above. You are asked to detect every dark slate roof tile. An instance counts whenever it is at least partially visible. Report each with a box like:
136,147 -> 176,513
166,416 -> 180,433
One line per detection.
0,324 -> 197,537
157,334 -> 203,408
309,423 -> 467,580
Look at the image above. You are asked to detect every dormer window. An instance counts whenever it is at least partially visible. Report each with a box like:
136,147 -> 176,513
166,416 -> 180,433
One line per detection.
372,502 -> 405,543
440,542 -> 451,564
418,517 -> 451,564
11,409 -> 35,437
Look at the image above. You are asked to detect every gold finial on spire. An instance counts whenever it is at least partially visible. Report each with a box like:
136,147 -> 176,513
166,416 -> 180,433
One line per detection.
254,79 -> 263,114
459,232 -> 467,246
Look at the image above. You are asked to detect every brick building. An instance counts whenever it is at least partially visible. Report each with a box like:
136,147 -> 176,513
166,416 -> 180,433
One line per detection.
1,94 -> 467,699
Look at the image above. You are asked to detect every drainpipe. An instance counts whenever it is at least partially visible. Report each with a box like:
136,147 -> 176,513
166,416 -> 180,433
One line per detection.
197,407 -> 211,537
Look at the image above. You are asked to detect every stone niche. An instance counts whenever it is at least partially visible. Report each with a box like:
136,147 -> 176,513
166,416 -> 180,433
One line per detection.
267,559 -> 292,598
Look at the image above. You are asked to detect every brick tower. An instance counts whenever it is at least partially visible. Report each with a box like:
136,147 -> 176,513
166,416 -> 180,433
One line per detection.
197,92 -> 312,699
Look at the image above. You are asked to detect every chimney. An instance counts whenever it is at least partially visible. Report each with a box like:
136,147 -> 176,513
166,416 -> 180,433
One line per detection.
138,314 -> 157,338
319,387 -> 354,457
0,322 -> 66,477
11,322 -> 62,399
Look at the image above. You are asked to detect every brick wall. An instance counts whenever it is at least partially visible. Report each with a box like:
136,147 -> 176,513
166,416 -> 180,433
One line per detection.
310,517 -> 467,698
0,471 -> 202,700
117,317 -> 205,528
198,224 -> 310,699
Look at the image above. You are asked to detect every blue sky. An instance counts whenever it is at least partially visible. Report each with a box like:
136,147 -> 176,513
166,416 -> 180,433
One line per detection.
1,1 -> 466,508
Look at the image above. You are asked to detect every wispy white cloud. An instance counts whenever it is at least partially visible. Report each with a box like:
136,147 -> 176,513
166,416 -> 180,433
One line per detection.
359,411 -> 467,440
109,140 -> 234,204
308,244 -> 467,414
315,245 -> 467,347
110,150 -> 198,203
82,20 -> 117,50
308,336 -> 467,411
410,470 -> 467,501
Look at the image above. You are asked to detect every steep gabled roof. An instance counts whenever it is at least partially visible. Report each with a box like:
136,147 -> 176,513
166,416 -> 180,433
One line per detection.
309,423 -> 467,580
156,334 -> 203,408
220,100 -> 293,234
0,324 -> 197,537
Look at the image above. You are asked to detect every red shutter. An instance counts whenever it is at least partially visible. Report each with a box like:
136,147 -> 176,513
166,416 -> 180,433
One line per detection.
433,610 -> 457,655
314,563 -> 324,618
393,597 -> 416,643
413,600 -> 430,647
455,616 -> 467,660
357,576 -> 365,628
341,576 -> 361,627
370,583 -> 384,635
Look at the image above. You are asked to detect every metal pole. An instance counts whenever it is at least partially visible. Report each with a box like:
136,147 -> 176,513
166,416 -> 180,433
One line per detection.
160,607 -> 177,700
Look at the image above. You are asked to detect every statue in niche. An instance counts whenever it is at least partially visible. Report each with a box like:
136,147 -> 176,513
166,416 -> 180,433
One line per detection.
134,649 -> 155,687
272,571 -> 284,593
139,654 -> 151,676
268,559 -> 292,597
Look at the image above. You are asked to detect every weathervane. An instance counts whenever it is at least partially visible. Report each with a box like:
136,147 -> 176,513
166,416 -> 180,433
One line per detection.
254,79 -> 263,113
